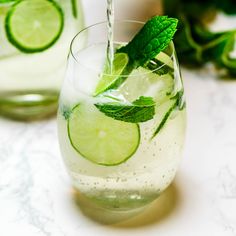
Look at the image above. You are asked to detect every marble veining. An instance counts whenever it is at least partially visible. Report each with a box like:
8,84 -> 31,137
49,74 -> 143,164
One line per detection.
0,119 -> 68,236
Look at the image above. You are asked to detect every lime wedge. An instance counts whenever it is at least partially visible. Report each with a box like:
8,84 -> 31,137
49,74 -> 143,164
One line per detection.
68,104 -> 140,166
5,0 -> 64,53
94,53 -> 129,96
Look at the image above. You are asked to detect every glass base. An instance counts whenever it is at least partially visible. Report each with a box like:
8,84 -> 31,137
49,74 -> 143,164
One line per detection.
72,184 -> 178,225
0,90 -> 59,121
72,185 -> 160,212
72,189 -> 149,224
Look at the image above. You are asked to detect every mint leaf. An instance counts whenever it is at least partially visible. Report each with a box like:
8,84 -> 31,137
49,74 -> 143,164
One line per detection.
133,96 -> 155,106
117,16 -> 178,67
95,96 -> 155,123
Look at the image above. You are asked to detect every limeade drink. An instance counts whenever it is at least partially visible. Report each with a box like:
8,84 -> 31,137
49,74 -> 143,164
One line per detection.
0,0 -> 83,119
58,17 -> 186,211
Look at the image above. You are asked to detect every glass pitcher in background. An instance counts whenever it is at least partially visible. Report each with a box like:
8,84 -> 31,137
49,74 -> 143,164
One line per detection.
0,0 -> 84,120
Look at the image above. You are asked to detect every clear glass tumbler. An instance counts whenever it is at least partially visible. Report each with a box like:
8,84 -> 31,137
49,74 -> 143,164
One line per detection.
58,21 -> 186,212
0,0 -> 83,120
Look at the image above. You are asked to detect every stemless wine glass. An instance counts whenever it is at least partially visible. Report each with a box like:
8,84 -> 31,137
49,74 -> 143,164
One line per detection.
0,0 -> 83,120
58,21 -> 186,212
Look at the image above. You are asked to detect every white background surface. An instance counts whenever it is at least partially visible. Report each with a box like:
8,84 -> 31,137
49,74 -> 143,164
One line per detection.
0,0 -> 236,235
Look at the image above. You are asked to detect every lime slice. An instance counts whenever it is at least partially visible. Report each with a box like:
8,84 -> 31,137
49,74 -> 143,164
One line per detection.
5,0 -> 64,53
94,53 -> 129,96
68,104 -> 140,166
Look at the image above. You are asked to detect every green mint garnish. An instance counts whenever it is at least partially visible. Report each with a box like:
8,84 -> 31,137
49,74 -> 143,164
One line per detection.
117,16 -> 178,67
95,96 -> 155,123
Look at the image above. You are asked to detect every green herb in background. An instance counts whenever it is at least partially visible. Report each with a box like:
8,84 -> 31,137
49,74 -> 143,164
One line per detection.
163,0 -> 236,76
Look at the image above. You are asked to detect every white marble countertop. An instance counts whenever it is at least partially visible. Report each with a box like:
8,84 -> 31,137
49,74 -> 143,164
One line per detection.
1,1 -> 236,235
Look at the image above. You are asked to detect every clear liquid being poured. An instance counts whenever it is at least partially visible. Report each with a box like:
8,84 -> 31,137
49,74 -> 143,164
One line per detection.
106,0 -> 114,73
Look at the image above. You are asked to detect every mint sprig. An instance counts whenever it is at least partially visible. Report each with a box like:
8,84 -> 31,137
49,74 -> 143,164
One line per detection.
95,96 -> 155,123
101,16 -> 178,92
117,16 -> 178,67
94,16 -> 178,125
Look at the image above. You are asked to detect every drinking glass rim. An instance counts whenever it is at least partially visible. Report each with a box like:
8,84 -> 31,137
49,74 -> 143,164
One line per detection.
70,20 -> 175,77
